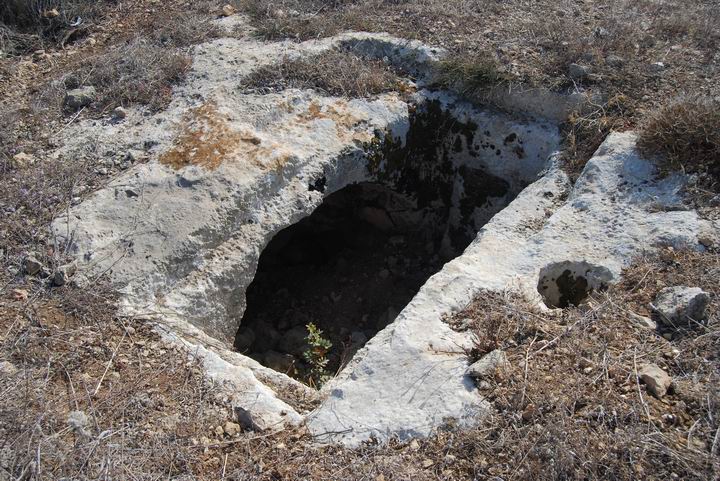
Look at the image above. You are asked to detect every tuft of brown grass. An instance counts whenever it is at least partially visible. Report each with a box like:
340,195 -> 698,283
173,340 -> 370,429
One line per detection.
431,51 -> 511,101
75,39 -> 191,111
637,96 -> 720,181
240,50 -> 403,98
563,93 -> 635,178
148,10 -> 222,48
0,0 -> 113,54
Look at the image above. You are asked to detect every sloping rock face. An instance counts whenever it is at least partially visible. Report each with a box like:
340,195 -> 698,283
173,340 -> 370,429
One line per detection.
51,25 -> 707,444
51,31 -> 559,433
52,34 -> 557,346
307,132 -> 704,445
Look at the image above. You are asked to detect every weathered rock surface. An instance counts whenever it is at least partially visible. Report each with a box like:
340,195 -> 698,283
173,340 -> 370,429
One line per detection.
653,286 -> 710,326
48,24 -> 706,445
638,363 -> 672,398
466,350 -> 509,380
307,132 -> 703,445
64,86 -> 96,110
23,255 -> 43,275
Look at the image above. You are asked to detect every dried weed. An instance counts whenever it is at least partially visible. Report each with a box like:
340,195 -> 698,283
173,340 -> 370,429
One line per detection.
241,50 -> 402,97
637,95 -> 720,182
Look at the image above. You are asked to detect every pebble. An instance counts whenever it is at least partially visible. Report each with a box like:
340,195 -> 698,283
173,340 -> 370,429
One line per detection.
23,255 -> 43,275
53,263 -> 77,286
648,62 -> 666,73
112,107 -> 127,120
64,86 -> 97,110
638,363 -> 672,398
0,360 -> 18,376
568,63 -> 591,80
224,421 -> 241,436
11,152 -> 34,168
606,54 -> 625,68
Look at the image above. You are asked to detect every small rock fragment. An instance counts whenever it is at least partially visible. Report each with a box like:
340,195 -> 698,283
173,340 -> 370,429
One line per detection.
357,206 -> 394,231
263,350 -> 296,373
628,312 -> 657,330
638,363 -> 672,398
568,63 -> 591,80
11,152 -> 34,168
606,54 -> 625,68
653,286 -> 709,326
53,263 -> 77,286
594,27 -> 609,38
64,86 -> 96,110
112,107 -> 127,120
279,326 -> 310,357
67,410 -> 91,437
11,289 -> 28,300
0,360 -> 18,376
235,327 -> 255,351
466,349 -> 509,380
63,74 -> 81,89
126,149 -> 147,163
521,403 -> 537,421
349,331 -> 367,345
224,421 -> 241,437
648,62 -> 666,73
23,255 -> 43,275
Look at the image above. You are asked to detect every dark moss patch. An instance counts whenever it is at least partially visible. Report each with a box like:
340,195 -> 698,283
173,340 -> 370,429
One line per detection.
458,165 -> 510,227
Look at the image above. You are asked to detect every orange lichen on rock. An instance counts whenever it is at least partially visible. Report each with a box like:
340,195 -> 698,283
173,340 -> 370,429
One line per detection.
298,100 -> 373,144
160,102 -> 262,170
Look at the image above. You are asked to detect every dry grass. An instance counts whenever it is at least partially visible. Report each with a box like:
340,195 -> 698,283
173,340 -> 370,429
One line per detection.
241,0 -> 372,41
238,0 -> 720,173
240,50 -> 403,97
74,38 -> 191,112
0,0 -> 112,54
637,95 -> 720,181
431,51 -> 511,101
0,289 -> 231,481
442,248 -> 720,480
148,10 -> 222,48
563,93 -> 635,178
0,144 -> 102,270
2,248 -> 717,480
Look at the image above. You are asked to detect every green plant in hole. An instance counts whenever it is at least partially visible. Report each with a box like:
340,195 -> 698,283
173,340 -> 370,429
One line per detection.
303,322 -> 332,388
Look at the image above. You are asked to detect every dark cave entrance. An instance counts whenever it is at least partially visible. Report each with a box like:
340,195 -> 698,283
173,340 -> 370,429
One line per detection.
234,182 -> 475,384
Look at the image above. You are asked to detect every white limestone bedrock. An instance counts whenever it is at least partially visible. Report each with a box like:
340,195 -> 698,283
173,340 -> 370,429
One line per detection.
307,132 -> 705,445
48,25 -> 708,443
50,32 -> 557,434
